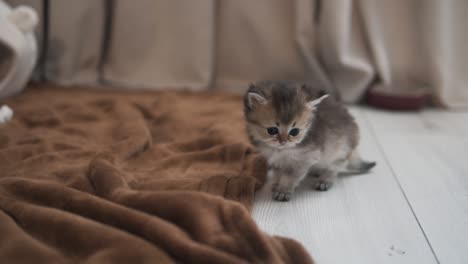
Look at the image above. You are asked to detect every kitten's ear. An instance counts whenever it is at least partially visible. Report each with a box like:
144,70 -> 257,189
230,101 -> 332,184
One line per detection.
247,92 -> 267,108
306,94 -> 329,110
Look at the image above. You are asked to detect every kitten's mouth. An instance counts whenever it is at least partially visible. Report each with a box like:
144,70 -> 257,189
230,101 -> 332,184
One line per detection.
271,142 -> 295,149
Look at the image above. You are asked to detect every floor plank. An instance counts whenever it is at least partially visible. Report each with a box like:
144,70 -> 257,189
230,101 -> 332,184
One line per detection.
364,108 -> 468,264
252,108 -> 437,264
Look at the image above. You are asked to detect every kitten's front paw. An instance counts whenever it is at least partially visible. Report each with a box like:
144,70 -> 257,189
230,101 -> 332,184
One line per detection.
271,183 -> 292,201
314,180 -> 333,191
272,190 -> 292,201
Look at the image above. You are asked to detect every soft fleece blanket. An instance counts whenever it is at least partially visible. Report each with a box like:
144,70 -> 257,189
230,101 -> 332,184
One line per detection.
0,84 -> 313,264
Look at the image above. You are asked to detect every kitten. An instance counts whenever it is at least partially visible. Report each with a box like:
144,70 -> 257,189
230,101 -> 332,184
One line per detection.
244,80 -> 375,201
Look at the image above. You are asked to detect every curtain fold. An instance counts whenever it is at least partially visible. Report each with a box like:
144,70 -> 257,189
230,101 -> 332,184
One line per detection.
45,0 -> 105,84
104,0 -> 216,90
213,0 -> 331,93
5,0 -> 468,107
318,0 -> 375,102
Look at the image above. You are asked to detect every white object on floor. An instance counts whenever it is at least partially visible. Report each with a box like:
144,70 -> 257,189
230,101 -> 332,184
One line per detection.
0,104 -> 13,123
0,1 -> 38,99
253,107 -> 468,264
7,5 -> 39,33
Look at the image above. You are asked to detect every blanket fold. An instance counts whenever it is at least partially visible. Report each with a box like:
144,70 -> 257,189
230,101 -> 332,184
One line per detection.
0,84 -> 313,263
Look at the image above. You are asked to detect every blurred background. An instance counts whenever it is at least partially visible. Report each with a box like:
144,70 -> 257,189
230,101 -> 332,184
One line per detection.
3,0 -> 468,108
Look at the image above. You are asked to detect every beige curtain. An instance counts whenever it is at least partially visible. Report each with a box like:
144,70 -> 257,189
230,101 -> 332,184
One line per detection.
319,0 -> 468,107
105,0 -> 331,93
6,0 -> 468,107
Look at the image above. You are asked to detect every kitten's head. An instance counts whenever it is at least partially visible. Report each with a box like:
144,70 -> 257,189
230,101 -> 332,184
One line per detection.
243,81 -> 329,149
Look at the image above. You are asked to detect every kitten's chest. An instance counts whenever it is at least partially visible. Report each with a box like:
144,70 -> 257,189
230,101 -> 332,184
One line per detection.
261,147 -> 318,168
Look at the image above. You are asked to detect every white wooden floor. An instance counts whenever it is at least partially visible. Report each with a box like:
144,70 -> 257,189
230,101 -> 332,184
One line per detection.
252,107 -> 468,264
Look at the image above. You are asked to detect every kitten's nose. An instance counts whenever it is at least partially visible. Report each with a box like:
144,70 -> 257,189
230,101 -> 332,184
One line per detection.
278,135 -> 287,145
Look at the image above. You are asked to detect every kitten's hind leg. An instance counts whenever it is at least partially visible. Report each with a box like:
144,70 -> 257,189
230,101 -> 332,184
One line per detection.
312,158 -> 349,191
307,167 -> 339,191
347,150 -> 376,174
313,169 -> 338,191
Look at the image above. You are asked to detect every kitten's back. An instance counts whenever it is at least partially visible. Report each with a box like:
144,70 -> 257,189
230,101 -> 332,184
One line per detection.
301,97 -> 359,150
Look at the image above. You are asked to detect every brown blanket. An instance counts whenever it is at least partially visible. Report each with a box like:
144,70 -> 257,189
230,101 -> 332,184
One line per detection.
0,84 -> 313,264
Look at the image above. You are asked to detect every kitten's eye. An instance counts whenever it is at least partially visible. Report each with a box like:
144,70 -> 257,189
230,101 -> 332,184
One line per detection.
289,128 -> 300,136
267,127 -> 279,135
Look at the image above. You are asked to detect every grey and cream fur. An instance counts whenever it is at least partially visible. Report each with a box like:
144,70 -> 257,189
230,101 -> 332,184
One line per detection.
244,80 -> 375,201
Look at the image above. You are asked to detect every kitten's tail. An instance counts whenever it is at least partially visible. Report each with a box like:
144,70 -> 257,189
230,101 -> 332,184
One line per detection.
343,150 -> 376,175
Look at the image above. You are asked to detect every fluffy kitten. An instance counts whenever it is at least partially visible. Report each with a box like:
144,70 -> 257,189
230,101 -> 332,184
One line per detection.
244,80 -> 375,201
